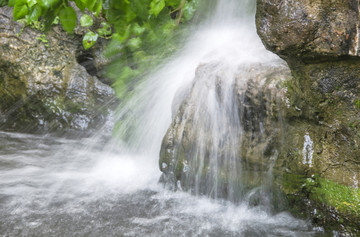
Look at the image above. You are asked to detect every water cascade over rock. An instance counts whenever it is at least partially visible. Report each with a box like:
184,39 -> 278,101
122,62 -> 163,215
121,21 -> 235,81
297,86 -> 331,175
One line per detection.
160,62 -> 291,203
0,0 -> 351,236
159,0 -> 290,206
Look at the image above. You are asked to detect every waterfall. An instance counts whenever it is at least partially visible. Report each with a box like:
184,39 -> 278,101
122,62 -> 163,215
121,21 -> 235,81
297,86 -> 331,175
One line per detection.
126,0 -> 285,204
0,0 -> 323,236
110,0 -> 280,194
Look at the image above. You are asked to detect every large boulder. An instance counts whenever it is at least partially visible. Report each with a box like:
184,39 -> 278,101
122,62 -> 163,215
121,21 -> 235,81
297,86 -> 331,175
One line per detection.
0,6 -> 116,134
256,0 -> 360,234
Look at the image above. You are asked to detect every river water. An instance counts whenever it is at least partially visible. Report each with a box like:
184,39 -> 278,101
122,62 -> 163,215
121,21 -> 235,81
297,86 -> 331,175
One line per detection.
0,131 -> 322,236
0,0 -> 328,236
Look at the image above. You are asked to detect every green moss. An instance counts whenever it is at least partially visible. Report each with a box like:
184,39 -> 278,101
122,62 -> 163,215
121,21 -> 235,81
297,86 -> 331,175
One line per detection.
281,173 -> 307,194
279,79 -> 294,93
283,174 -> 360,215
311,178 -> 360,216
354,100 -> 360,110
336,109 -> 343,115
174,152 -> 185,179
280,173 -> 360,233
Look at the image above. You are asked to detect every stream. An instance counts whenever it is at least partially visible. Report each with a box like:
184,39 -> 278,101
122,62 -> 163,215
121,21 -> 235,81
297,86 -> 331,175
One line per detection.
0,131 -> 322,236
0,0 -> 329,236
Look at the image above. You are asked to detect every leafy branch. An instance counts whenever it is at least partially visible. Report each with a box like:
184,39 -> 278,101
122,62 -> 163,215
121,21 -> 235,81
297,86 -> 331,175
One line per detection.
6,0 -> 199,97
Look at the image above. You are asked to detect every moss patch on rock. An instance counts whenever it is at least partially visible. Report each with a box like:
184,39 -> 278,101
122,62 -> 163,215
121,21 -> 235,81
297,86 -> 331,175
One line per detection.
280,173 -> 360,234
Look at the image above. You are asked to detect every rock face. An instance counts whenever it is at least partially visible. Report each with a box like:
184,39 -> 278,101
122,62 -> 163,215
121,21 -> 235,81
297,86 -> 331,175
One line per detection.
256,0 -> 360,234
0,6 -> 115,133
256,0 -> 360,61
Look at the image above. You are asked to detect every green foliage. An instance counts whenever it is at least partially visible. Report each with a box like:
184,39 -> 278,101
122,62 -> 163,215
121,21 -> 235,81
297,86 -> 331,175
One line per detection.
59,6 -> 76,33
0,0 -> 8,7
36,33 -> 49,46
82,31 -> 98,49
27,4 -> 42,21
13,0 -> 28,20
354,100 -> 360,109
149,0 -> 165,17
80,14 -> 93,27
311,178 -> 360,216
8,0 -> 199,99
97,22 -> 111,37
8,0 -> 102,41
284,173 -> 360,218
182,0 -> 197,21
103,0 -> 199,98
8,0 -> 198,51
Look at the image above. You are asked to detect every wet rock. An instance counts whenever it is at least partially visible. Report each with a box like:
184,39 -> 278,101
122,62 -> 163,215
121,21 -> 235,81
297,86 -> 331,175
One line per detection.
256,0 -> 360,61
0,6 -> 116,134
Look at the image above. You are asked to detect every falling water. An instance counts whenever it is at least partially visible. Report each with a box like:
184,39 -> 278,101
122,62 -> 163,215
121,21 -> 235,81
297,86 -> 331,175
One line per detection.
0,0 -> 326,236
159,0 -> 285,204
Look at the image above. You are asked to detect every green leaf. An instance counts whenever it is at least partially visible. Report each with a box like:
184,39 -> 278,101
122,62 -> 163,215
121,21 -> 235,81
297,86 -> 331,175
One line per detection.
80,0 -> 96,11
59,6 -> 77,33
52,16 -> 59,24
93,0 -> 102,17
127,37 -> 142,51
149,0 -> 165,17
103,38 -> 124,58
165,0 -> 180,8
124,5 -> 136,22
8,0 -> 16,7
129,0 -> 149,20
13,0 -> 28,20
74,0 -> 85,11
133,50 -> 147,63
132,23 -> 145,36
97,22 -> 111,37
82,31 -> 98,49
29,4 -> 42,21
0,0 -> 8,7
38,0 -> 59,9
162,20 -> 176,35
80,14 -> 93,27
182,1 -> 197,21
112,25 -> 130,43
26,0 -> 36,8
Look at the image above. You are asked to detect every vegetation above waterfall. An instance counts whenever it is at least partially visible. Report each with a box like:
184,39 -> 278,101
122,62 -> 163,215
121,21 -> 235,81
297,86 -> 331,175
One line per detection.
5,0 -> 199,96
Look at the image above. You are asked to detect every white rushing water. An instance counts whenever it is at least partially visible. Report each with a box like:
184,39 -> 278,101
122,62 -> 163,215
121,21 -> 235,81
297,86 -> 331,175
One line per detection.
0,0 -> 326,236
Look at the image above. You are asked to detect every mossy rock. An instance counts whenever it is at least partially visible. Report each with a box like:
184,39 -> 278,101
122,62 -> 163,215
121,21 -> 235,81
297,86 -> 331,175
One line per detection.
0,6 -> 116,134
278,173 -> 360,234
